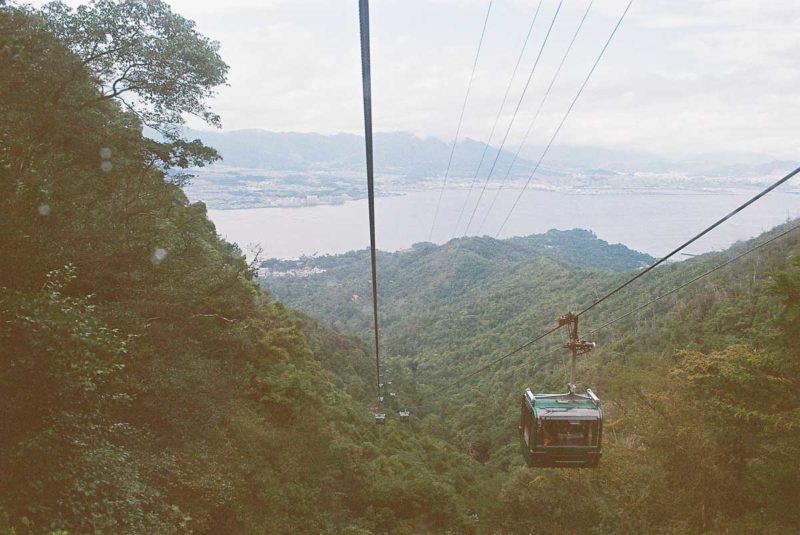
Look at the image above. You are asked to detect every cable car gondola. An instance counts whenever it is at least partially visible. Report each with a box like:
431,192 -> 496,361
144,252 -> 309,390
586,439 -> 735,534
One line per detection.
399,410 -> 410,422
519,312 -> 602,468
519,387 -> 602,467
374,413 -> 386,425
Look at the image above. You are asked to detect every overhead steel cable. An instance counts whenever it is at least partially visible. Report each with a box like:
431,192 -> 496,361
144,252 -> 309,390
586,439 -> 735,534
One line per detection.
583,221 -> 800,338
448,219 -> 800,390
575,163 -> 800,318
449,0 -> 543,238
358,0 -> 382,397
495,0 -> 634,238
447,160 -> 800,387
532,221 -> 800,379
449,324 -> 564,388
459,0 -> 564,238
476,1 -> 593,234
428,0 -> 494,242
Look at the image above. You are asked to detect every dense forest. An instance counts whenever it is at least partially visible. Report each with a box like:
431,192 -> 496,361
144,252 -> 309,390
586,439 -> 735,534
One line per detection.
264,222 -> 800,533
1,1 -> 799,534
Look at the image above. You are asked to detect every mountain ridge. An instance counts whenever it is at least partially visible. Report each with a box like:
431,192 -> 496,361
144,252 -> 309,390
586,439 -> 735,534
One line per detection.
185,127 -> 797,178
180,128 -> 800,210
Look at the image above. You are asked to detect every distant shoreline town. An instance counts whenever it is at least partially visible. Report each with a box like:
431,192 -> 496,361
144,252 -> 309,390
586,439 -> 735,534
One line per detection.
179,129 -> 799,211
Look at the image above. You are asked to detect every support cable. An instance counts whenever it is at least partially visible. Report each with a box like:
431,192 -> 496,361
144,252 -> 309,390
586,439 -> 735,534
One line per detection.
532,221 -> 800,378
449,324 -> 563,388
584,221 -> 800,336
495,0 -> 634,238
459,0 -> 564,237
450,0 -> 543,237
575,164 -> 800,318
476,1 -> 592,234
428,0 -> 494,242
358,0 -> 382,397
449,220 -> 800,390
437,3 -> 800,392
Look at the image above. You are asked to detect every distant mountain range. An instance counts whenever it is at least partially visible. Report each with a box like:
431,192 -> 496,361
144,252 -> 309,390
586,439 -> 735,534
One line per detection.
186,127 -> 797,180
184,128 -> 540,180
180,128 -> 799,209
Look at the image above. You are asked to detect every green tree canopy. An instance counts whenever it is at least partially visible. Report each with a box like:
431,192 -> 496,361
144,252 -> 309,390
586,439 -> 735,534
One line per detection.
42,0 -> 228,134
38,0 -> 230,182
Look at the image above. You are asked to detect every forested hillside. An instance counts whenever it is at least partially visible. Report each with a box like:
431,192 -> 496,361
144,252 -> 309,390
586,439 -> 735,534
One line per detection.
2,1 -> 799,534
0,3 -> 493,534
262,228 -> 654,339
263,221 -> 800,533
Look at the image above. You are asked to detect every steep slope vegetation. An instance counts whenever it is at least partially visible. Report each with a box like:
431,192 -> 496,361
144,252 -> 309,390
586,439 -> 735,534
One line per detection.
0,5 -> 492,534
262,229 -> 653,347
263,222 -> 800,533
2,2 -> 799,534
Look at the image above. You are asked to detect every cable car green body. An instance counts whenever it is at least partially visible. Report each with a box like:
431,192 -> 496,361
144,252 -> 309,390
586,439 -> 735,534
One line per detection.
519,388 -> 603,468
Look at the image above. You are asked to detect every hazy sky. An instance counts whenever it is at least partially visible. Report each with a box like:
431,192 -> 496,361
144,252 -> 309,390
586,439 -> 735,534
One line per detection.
46,0 -> 800,158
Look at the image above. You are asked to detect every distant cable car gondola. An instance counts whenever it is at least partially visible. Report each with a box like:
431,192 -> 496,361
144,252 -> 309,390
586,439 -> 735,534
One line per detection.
375,413 -> 386,425
519,312 -> 602,468
399,410 -> 410,422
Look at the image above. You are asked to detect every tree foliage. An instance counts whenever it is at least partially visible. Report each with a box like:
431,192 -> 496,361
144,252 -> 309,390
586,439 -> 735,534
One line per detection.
265,221 -> 800,533
1,1 -> 799,533
39,0 -> 229,184
0,4 -> 485,533
41,0 -> 227,133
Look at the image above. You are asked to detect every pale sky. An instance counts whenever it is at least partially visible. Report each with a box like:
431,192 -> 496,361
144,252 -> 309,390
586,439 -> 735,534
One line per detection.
44,0 -> 800,158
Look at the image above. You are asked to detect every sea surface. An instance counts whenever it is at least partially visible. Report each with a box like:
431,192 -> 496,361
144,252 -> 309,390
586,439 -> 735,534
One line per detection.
206,188 -> 800,259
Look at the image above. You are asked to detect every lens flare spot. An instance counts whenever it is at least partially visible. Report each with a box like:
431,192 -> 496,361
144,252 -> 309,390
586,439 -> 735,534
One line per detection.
100,160 -> 113,172
151,248 -> 167,264
38,203 -> 51,216
99,147 -> 112,159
